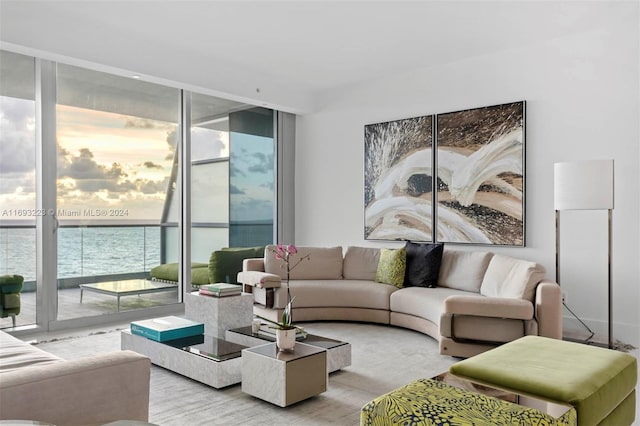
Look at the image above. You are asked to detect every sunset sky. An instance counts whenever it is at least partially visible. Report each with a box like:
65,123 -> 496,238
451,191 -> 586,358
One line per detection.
1,95 -> 273,223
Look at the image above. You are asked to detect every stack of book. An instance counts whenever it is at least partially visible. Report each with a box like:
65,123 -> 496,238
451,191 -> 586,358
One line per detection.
199,283 -> 242,297
130,316 -> 204,343
257,324 -> 307,341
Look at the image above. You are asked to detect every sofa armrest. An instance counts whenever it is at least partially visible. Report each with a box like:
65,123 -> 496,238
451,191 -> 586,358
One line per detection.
237,271 -> 282,289
443,295 -> 534,320
0,350 -> 150,425
534,280 -> 562,339
243,258 -> 265,272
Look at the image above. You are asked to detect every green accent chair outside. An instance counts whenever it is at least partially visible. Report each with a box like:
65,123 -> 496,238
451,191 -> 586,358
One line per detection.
149,262 -> 209,285
0,274 -> 23,327
149,246 -> 265,286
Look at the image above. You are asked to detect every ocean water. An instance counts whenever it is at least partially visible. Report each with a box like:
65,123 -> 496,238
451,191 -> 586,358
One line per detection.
0,224 -> 272,283
0,227 -> 161,282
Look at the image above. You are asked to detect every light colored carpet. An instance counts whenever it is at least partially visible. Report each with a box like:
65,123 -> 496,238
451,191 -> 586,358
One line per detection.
35,322 -> 457,426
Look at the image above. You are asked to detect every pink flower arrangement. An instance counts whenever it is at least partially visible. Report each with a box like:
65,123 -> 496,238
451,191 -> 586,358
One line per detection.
271,244 -> 310,280
268,244 -> 310,328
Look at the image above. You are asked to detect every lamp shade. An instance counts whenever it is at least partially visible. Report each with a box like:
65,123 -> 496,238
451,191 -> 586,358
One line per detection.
554,160 -> 614,210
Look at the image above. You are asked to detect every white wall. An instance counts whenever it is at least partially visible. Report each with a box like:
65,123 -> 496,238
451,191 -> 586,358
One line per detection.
295,5 -> 639,345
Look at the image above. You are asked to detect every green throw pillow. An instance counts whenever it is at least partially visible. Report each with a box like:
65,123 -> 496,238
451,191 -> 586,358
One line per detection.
375,248 -> 406,288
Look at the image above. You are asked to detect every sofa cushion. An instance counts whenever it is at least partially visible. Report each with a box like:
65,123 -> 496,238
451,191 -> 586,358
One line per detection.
237,271 -> 282,288
0,331 -> 62,373
2,293 -> 21,309
390,287 -> 474,326
443,295 -> 534,320
191,268 -> 210,285
404,242 -> 444,288
375,248 -> 406,288
287,280 -> 397,310
479,254 -> 546,301
438,250 -> 493,292
343,246 -> 380,281
265,245 -> 343,280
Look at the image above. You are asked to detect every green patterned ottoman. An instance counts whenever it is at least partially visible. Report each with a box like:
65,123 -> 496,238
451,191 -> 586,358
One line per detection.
449,335 -> 637,426
360,378 -> 576,426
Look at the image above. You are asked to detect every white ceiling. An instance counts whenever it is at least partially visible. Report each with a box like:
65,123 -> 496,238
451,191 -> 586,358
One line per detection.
0,0 -> 621,113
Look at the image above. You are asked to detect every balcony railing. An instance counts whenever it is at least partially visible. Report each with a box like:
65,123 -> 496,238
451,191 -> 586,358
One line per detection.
0,222 -> 163,291
0,220 -> 272,292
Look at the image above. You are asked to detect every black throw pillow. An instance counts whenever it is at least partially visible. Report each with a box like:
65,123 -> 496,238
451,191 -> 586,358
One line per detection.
403,242 -> 444,288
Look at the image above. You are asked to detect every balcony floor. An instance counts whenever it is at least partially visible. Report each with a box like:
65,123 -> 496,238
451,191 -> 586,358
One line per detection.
0,284 -> 179,329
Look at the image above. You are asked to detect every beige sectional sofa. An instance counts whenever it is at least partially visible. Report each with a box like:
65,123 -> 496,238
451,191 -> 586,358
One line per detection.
0,330 -> 151,425
238,245 -> 563,358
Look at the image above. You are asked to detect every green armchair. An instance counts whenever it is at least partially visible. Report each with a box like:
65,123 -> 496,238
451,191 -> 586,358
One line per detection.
0,274 -> 23,327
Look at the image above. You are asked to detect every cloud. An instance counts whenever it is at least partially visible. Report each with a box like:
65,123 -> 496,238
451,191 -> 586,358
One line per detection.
0,172 -> 35,194
73,178 -> 136,194
137,177 -> 169,194
230,184 -> 244,194
230,151 -> 274,177
57,147 -> 138,194
191,128 -> 227,159
143,161 -> 163,169
0,97 -> 36,174
230,163 -> 245,177
165,129 -> 178,160
247,152 -> 273,174
124,118 -> 164,129
61,148 -> 128,180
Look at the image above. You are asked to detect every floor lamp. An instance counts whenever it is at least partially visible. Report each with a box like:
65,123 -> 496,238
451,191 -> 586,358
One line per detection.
554,159 -> 614,349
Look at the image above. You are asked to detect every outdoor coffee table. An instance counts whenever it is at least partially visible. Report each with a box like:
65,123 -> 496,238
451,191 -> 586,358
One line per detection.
79,279 -> 178,311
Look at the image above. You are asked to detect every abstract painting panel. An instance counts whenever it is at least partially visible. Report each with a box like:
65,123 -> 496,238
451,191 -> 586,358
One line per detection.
436,101 -> 525,245
364,115 -> 434,241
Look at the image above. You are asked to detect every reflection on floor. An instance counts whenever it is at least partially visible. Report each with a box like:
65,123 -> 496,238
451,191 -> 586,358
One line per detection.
0,285 -> 179,329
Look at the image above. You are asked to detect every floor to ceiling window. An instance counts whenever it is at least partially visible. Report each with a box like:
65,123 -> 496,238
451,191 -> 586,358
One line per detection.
0,51 -> 36,328
55,64 -> 180,319
0,48 -> 281,330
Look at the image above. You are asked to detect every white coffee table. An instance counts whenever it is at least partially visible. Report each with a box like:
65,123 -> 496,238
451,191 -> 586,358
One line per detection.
121,330 -> 246,389
226,325 -> 351,373
241,342 -> 327,407
184,291 -> 253,338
